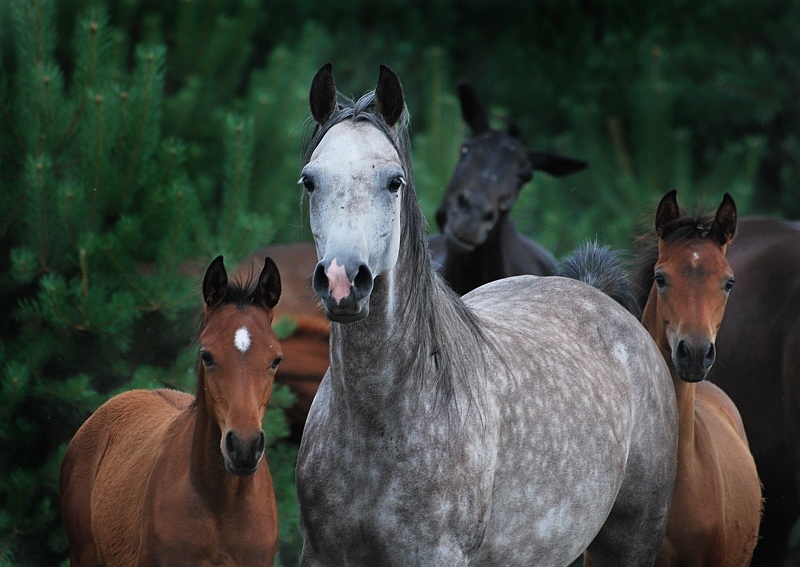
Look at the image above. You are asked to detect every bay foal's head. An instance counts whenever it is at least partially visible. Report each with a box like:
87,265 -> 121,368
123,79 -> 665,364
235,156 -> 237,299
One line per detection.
199,256 -> 282,475
645,191 -> 737,382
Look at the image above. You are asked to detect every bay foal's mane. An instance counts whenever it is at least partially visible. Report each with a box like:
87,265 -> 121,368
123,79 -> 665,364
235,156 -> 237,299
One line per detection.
630,207 -> 720,315
194,272 -> 268,337
302,89 -> 490,421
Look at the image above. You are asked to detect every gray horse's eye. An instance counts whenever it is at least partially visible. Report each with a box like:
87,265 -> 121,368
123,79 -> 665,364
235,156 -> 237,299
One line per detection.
298,176 -> 315,192
387,176 -> 405,192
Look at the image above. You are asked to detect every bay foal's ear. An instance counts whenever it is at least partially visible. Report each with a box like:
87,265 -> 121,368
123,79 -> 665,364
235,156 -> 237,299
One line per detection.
375,64 -> 405,127
709,193 -> 737,247
203,255 -> 228,309
256,257 -> 281,309
310,62 -> 338,125
457,82 -> 490,135
655,190 -> 681,238
528,151 -> 588,177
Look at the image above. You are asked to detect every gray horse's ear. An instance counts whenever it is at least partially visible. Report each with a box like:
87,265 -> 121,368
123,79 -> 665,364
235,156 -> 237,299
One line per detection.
376,64 -> 404,127
457,82 -> 490,135
709,193 -> 737,246
528,151 -> 588,177
203,255 -> 228,309
310,63 -> 338,124
256,257 -> 281,309
655,190 -> 681,238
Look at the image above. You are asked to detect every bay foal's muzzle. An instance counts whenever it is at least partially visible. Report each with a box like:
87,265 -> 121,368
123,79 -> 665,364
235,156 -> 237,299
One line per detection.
672,337 -> 716,383
223,430 -> 266,476
313,256 -> 374,322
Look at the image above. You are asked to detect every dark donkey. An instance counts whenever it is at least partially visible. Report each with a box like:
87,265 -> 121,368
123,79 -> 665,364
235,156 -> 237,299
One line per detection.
429,83 -> 587,295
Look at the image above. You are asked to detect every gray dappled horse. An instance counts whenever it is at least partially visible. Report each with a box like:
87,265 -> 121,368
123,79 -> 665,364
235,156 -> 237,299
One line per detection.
295,63 -> 678,567
429,83 -> 587,295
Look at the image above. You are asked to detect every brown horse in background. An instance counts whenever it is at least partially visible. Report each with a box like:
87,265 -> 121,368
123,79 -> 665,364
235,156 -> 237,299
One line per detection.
60,256 -> 282,567
635,191 -> 761,566
711,216 -> 800,564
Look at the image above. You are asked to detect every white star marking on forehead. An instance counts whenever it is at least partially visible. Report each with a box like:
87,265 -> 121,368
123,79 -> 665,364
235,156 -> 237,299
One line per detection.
234,327 -> 251,353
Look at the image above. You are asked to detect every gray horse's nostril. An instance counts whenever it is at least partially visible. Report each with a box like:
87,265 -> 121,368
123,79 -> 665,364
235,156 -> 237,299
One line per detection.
313,263 -> 329,295
352,265 -> 373,300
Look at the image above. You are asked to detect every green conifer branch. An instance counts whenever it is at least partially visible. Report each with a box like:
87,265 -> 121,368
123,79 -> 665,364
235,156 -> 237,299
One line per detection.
90,94 -> 104,231
121,52 -> 155,211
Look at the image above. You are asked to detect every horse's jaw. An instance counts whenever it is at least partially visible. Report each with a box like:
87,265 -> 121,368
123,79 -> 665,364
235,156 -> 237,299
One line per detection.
324,302 -> 370,323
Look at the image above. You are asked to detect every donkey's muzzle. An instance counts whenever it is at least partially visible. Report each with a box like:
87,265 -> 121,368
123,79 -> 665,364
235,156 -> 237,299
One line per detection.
224,430 -> 265,476
672,339 -> 716,383
313,258 -> 373,323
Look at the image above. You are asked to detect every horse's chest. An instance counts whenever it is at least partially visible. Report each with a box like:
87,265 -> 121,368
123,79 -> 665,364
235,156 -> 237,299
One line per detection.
298,420 -> 495,562
142,519 -> 275,567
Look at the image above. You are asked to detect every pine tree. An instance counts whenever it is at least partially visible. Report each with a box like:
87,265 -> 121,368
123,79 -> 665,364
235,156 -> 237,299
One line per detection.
0,2 -> 302,564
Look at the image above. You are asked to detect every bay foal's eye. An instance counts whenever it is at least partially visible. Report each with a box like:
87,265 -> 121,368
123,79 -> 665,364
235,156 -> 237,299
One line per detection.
200,351 -> 215,367
725,278 -> 735,292
654,273 -> 666,288
271,356 -> 283,370
297,175 -> 315,192
387,176 -> 405,192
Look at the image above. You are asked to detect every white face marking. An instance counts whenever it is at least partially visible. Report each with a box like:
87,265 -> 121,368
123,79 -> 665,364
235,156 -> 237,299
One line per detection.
234,326 -> 251,353
303,122 -> 404,279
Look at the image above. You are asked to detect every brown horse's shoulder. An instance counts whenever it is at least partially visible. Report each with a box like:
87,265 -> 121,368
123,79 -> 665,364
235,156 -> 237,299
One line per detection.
152,387 -> 193,410
695,381 -> 749,443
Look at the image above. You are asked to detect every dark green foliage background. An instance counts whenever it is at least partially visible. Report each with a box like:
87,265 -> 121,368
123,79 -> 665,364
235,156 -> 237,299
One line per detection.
0,0 -> 798,565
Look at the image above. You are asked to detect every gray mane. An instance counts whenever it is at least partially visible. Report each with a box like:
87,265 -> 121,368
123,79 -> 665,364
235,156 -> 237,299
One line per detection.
303,91 -> 490,422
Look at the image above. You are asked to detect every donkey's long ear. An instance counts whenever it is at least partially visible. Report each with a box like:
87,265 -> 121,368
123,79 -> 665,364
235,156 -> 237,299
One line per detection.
376,64 -> 405,127
457,83 -> 490,135
709,193 -> 737,247
655,190 -> 681,238
310,63 -> 338,125
256,257 -> 281,309
203,255 -> 228,309
528,151 -> 588,177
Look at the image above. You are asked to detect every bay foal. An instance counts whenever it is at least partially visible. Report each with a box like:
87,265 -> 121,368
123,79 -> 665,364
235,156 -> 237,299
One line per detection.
639,191 -> 761,566
61,256 -> 282,567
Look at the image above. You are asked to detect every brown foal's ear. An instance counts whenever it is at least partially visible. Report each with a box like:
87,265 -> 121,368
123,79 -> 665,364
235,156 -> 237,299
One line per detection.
655,190 -> 681,239
256,257 -> 281,309
709,193 -> 738,247
309,63 -> 338,125
203,255 -> 228,309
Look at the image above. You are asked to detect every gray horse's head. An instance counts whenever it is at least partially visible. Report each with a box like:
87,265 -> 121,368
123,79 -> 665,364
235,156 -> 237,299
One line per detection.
300,64 -> 409,323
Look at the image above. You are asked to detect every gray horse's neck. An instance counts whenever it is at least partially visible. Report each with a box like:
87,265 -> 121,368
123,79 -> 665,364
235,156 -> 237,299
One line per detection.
328,208 -> 485,422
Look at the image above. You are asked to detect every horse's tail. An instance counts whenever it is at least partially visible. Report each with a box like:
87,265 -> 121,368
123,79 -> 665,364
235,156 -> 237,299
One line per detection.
558,241 -> 641,318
